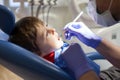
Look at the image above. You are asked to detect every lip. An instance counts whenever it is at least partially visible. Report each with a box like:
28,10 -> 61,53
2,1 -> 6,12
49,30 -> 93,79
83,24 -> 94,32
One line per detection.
58,37 -> 60,40
58,36 -> 62,41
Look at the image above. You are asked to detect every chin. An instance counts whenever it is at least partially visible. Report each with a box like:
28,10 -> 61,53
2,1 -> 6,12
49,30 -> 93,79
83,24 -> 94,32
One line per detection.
53,37 -> 64,49
57,41 -> 64,48
54,41 -> 63,49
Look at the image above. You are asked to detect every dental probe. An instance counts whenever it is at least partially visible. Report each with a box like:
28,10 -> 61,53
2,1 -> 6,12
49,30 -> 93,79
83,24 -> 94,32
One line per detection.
73,11 -> 83,22
65,11 -> 83,40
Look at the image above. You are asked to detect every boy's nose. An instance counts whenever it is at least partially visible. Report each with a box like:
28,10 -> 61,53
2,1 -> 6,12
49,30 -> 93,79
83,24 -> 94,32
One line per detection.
47,27 -> 56,34
49,27 -> 55,31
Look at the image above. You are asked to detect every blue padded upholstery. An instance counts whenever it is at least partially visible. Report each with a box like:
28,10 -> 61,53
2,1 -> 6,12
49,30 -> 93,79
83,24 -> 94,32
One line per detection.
0,5 -> 15,35
87,52 -> 105,60
0,40 -> 73,80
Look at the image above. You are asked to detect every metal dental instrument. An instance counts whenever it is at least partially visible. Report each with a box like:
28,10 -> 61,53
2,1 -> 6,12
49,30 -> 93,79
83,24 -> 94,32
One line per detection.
65,11 -> 83,40
73,11 -> 83,22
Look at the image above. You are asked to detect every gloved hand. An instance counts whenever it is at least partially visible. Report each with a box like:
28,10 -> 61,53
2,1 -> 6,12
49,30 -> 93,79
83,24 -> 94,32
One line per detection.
61,43 -> 98,79
64,22 -> 102,48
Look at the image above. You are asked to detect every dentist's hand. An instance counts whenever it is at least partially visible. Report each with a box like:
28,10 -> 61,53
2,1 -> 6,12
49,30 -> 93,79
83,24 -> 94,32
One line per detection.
61,43 -> 93,79
64,22 -> 102,48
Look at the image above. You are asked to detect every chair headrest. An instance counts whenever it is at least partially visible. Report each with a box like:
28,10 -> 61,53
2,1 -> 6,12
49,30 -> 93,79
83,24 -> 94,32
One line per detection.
0,5 -> 15,35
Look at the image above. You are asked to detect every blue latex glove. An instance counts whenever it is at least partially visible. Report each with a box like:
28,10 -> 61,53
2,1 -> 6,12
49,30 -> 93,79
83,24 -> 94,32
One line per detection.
64,22 -> 102,48
61,43 -> 95,79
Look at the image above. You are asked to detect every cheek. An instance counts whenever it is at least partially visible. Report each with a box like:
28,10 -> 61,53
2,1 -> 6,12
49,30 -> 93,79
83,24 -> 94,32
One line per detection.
47,38 -> 63,49
47,38 -> 57,47
46,33 -> 63,49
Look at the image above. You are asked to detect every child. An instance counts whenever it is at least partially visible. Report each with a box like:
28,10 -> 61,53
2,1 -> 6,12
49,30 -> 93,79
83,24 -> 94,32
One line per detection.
9,16 -> 100,79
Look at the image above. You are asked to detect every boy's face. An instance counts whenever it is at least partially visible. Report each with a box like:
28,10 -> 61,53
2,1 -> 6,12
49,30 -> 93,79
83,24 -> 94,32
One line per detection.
36,26 -> 64,56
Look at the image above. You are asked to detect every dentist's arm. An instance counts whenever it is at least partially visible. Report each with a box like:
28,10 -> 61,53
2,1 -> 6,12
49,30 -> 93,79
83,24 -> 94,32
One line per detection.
64,22 -> 120,68
96,39 -> 120,68
80,71 -> 100,80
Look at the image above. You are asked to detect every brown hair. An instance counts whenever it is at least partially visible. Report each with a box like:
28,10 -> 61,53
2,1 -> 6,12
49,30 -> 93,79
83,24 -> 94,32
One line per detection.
9,16 -> 46,55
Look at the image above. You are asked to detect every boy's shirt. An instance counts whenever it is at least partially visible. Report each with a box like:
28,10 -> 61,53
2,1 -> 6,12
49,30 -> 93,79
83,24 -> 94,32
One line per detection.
54,42 -> 69,68
43,51 -> 55,63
